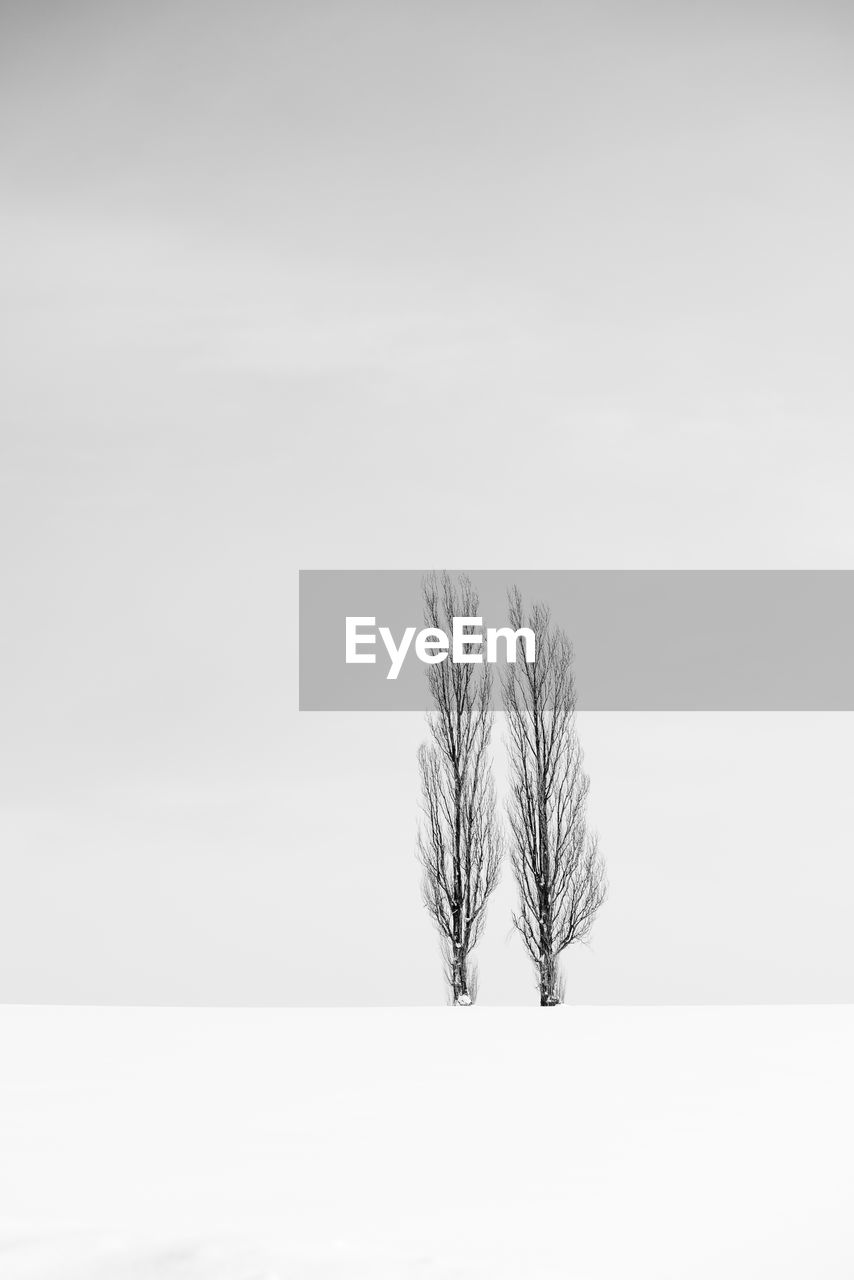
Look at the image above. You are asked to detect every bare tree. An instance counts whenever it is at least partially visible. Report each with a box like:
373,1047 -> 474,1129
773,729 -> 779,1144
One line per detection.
501,588 -> 606,1005
417,572 -> 502,1004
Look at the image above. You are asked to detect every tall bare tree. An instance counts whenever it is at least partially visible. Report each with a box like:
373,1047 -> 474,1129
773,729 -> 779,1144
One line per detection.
501,588 -> 606,1005
417,572 -> 502,1004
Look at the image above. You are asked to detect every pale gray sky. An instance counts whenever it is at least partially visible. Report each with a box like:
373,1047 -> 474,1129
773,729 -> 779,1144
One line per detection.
1,0 -> 853,1002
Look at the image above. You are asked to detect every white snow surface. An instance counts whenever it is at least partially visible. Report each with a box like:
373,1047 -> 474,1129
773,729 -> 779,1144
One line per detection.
0,1006 -> 851,1278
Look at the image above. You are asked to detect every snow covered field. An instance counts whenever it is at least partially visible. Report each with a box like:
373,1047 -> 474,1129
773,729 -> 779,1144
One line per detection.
0,1006 -> 851,1279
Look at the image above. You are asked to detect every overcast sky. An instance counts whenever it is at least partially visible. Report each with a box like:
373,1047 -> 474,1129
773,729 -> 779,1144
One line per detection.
1,0 -> 853,1003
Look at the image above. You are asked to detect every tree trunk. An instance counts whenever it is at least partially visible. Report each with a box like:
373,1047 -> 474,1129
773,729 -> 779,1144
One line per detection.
540,953 -> 559,1005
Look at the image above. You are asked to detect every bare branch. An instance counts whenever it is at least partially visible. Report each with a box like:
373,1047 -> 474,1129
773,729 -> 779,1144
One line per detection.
417,571 -> 503,1004
500,588 -> 607,1005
